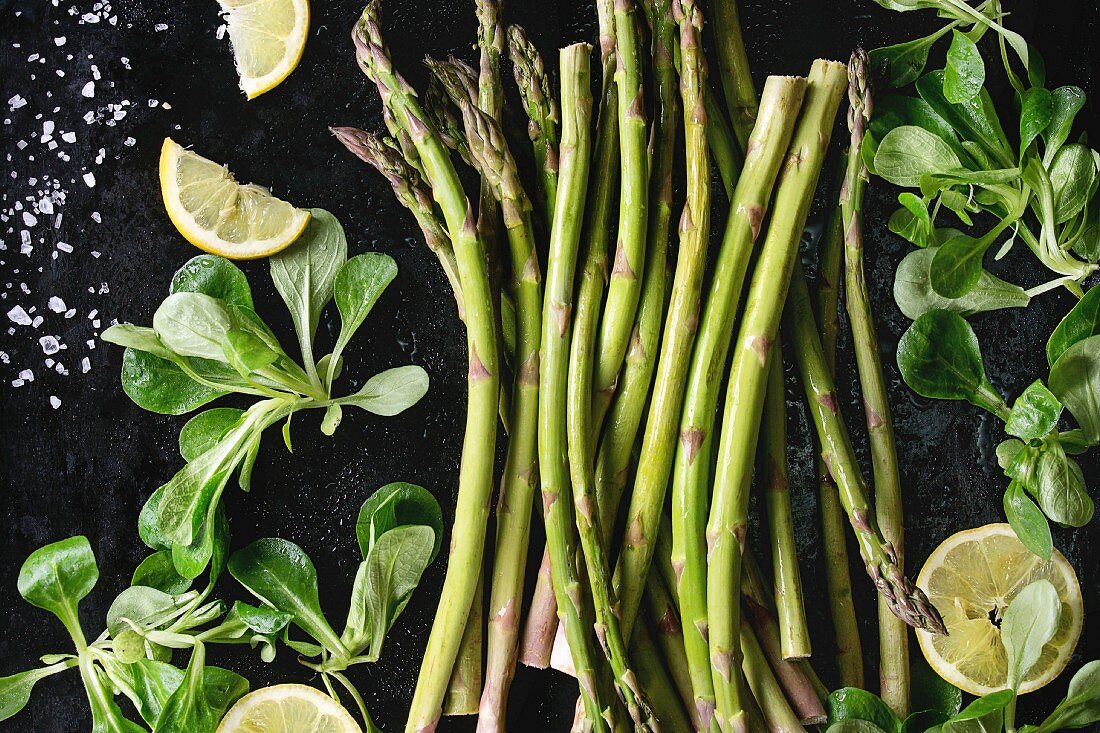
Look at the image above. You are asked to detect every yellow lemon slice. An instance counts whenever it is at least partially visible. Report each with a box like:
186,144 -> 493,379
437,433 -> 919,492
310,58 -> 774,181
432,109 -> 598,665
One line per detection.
219,0 -> 310,99
159,137 -> 310,260
916,523 -> 1083,696
216,684 -> 362,733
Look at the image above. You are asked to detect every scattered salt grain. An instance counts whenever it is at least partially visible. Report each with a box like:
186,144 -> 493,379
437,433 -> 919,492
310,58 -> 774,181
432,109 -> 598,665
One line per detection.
47,296 -> 65,313
81,81 -> 94,97
7,306 -> 31,325
82,172 -> 95,187
54,36 -> 66,46
39,335 -> 60,355
80,357 -> 90,373
49,395 -> 61,409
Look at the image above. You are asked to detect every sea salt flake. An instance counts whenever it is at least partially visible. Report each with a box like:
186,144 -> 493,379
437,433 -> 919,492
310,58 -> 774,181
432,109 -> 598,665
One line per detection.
49,395 -> 61,409
39,335 -> 60,354
155,23 -> 168,31
64,309 -> 75,318
81,81 -> 95,98
56,241 -> 72,253
47,296 -> 65,312
81,357 -> 90,373
61,131 -> 76,143
7,305 -> 31,325
22,212 -> 37,226
82,172 -> 95,187
54,36 -> 66,46
18,368 -> 34,382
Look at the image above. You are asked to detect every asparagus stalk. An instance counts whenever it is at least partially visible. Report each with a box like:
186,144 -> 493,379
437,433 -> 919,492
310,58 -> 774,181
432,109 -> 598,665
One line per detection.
595,0 -> 678,582
507,25 -> 560,229
422,68 -> 547,732
710,0 -> 758,146
644,570 -> 699,730
759,354 -> 812,660
612,5 -> 713,724
842,48 -> 910,717
423,77 -> 474,167
567,65 -> 654,733
519,550 -> 556,668
785,259 -> 947,636
740,621 -> 807,733
546,0 -> 621,678
632,616 -> 694,733
662,73 -> 808,733
444,571 -> 483,715
706,60 -> 848,733
705,92 -> 742,198
815,167 -> 865,689
538,42 -> 612,731
741,553 -> 828,724
591,0 -> 650,436
330,127 -> 465,320
352,8 -> 501,732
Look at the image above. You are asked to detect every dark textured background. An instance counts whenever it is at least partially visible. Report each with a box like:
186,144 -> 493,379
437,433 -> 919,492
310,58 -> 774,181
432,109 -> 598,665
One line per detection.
1,0 -> 1097,730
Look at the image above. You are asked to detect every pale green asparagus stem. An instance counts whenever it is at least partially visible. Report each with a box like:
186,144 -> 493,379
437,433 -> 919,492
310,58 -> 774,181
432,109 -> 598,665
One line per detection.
740,554 -> 828,724
444,570 -> 483,715
597,0 -> 678,595
539,43 -> 611,732
565,1 -> 653,725
842,48 -> 910,717
759,354 -> 812,660
439,81 -> 546,733
666,73 -> 809,733
644,571 -> 700,730
815,168 -> 865,689
741,621 -> 806,733
591,0 -> 650,436
352,7 -> 500,731
329,127 -> 465,320
633,608 -> 695,732
508,25 -> 560,229
617,2 -> 713,723
707,60 -> 847,733
705,93 -> 742,198
710,0 -> 758,146
785,260 -> 947,636
547,0 -> 621,684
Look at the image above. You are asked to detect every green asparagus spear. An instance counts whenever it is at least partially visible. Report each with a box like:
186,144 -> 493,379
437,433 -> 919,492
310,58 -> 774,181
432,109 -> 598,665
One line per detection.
785,259 -> 947,636
329,127 -> 465,320
621,0 -> 713,722
596,0 -> 678,594
352,6 -> 500,731
539,42 -> 612,732
507,25 -> 560,229
431,73 -> 546,732
842,47 -> 910,716
706,59 -> 847,733
662,72 -> 808,733
710,0 -> 758,146
591,0 -> 650,436
759,354 -> 812,660
815,169 -> 865,689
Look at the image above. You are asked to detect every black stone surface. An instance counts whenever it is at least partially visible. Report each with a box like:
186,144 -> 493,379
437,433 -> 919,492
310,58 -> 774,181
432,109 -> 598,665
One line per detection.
0,0 -> 1096,731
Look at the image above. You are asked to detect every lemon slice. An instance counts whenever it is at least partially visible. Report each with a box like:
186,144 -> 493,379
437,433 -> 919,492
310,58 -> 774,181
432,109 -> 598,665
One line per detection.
219,0 -> 310,99
217,684 -> 362,733
159,138 -> 310,260
916,523 -> 1082,696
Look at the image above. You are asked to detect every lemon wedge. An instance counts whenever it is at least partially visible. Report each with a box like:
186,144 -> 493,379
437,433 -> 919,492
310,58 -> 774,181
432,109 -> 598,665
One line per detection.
159,137 -> 310,260
916,523 -> 1082,696
216,684 -> 362,733
219,0 -> 310,99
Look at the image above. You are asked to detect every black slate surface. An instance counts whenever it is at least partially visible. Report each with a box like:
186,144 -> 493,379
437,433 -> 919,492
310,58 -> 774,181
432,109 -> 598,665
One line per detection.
0,0 -> 1097,731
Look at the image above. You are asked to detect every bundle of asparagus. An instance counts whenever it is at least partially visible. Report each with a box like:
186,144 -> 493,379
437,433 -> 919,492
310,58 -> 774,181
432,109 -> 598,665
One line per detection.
335,1 -> 946,731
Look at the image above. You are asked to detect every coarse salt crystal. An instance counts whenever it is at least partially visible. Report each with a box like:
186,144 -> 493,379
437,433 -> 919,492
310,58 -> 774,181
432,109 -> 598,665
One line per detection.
7,305 -> 31,325
18,368 -> 33,382
39,335 -> 60,354
61,131 -> 76,143
54,36 -> 66,46
81,357 -> 91,373
82,172 -> 95,187
56,242 -> 73,253
49,395 -> 61,409
81,81 -> 95,98
22,211 -> 37,226
155,23 -> 168,31
48,296 -> 65,312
